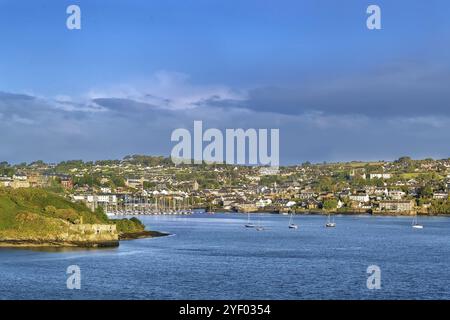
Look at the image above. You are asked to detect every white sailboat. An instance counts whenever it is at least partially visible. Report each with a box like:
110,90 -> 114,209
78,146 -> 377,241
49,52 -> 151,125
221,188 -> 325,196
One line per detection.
412,213 -> 423,229
325,213 -> 336,228
255,214 -> 264,231
245,212 -> 255,228
288,212 -> 298,229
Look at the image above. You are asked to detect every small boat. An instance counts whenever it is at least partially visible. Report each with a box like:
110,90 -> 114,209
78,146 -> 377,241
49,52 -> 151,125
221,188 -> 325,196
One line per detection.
245,213 -> 255,228
325,214 -> 336,228
412,213 -> 423,229
288,212 -> 298,229
255,214 -> 264,231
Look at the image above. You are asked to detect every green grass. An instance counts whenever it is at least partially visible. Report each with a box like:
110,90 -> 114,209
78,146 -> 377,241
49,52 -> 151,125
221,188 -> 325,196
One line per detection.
0,187 -> 143,237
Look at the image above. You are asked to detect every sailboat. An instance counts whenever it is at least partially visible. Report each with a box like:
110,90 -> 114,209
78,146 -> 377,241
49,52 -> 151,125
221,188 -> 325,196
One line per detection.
255,214 -> 264,231
325,213 -> 336,228
245,212 -> 255,228
288,212 -> 298,229
412,213 -> 423,229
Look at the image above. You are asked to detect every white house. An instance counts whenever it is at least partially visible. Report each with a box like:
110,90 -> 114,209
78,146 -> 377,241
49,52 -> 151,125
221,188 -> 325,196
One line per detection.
369,173 -> 392,180
433,192 -> 448,200
285,201 -> 296,207
100,187 -> 112,194
256,199 -> 272,208
349,194 -> 370,203
389,190 -> 405,200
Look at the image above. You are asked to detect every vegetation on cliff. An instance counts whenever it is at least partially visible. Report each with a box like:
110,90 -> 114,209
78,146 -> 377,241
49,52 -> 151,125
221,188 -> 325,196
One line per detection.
0,188 -> 145,242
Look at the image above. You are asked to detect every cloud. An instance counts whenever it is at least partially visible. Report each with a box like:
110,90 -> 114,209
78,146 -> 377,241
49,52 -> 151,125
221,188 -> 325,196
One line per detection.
1,68 -> 450,164
202,63 -> 450,119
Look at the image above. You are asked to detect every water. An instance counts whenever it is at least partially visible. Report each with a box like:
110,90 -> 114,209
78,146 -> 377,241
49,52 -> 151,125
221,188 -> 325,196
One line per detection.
1,213 -> 450,300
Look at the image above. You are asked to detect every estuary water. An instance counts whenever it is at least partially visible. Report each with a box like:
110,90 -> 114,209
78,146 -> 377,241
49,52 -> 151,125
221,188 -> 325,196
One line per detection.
1,213 -> 450,300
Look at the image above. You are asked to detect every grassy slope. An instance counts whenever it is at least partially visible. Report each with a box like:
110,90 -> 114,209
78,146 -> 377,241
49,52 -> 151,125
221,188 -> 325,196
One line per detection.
0,188 -> 144,238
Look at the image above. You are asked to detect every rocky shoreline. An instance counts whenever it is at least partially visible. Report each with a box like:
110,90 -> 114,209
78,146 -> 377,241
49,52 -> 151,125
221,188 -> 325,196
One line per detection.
119,230 -> 170,240
0,230 -> 170,248
0,239 -> 120,248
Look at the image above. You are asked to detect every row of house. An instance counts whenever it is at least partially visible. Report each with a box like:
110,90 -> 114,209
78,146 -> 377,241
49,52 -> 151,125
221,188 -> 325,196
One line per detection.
0,173 -> 73,189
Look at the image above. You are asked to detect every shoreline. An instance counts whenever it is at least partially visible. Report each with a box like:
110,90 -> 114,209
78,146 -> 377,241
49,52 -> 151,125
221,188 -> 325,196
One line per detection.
208,209 -> 450,217
0,230 -> 171,248
0,240 -> 119,248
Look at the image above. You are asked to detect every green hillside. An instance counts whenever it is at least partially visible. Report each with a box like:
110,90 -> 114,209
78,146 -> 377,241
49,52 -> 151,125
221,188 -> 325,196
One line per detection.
0,188 -> 144,241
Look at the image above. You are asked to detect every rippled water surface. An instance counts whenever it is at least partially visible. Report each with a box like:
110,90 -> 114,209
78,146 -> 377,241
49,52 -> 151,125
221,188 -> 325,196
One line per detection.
1,213 -> 450,299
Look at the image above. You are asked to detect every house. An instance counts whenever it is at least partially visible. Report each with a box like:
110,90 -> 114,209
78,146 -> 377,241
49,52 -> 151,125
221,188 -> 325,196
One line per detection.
349,193 -> 370,203
11,177 -> 30,189
349,169 -> 366,180
234,203 -> 258,213
125,177 -> 146,189
12,174 -> 27,181
378,200 -> 415,213
369,173 -> 392,180
433,192 -> 448,200
60,176 -> 73,189
28,174 -> 49,188
285,201 -> 296,207
73,194 -> 117,206
100,187 -> 112,194
304,198 -> 321,210
388,190 -> 405,200
255,199 -> 272,208
298,190 -> 315,199
0,176 -> 12,187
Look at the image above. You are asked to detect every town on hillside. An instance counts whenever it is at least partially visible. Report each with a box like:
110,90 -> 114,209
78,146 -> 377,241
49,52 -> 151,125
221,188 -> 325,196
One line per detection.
1,156 -> 450,216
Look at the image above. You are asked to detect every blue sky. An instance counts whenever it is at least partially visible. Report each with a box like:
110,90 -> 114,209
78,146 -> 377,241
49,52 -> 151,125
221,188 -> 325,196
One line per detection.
0,0 -> 450,164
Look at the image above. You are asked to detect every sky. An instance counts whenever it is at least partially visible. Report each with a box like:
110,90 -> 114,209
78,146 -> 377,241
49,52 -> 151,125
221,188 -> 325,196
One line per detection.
0,0 -> 449,164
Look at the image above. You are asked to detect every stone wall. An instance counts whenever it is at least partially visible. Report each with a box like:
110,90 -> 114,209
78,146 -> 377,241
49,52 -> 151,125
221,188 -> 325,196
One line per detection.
65,223 -> 118,242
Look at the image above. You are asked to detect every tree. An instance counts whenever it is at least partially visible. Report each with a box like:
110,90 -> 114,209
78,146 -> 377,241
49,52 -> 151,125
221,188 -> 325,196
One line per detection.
323,199 -> 338,211
418,185 -> 433,198
396,156 -> 412,164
